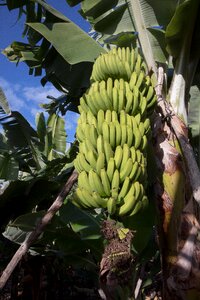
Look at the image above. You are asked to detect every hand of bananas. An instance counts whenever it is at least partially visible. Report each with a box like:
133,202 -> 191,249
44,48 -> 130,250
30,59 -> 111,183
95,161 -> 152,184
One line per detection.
73,47 -> 156,218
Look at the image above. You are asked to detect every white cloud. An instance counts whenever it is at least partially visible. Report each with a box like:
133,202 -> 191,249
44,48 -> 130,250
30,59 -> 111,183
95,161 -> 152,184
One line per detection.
0,77 -> 26,110
22,85 -> 61,104
65,111 -> 79,131
0,77 -> 78,143
0,77 -> 63,118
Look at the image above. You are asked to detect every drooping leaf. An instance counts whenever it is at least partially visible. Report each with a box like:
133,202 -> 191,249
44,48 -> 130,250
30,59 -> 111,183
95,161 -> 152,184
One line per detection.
41,49 -> 93,95
27,22 -> 104,65
46,113 -> 67,160
165,0 -> 200,58
78,0 -> 178,67
2,111 -> 44,170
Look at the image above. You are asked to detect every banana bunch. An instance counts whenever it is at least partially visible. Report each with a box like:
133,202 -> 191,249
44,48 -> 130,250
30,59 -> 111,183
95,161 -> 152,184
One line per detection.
73,47 -> 156,218
91,47 -> 147,82
79,75 -> 156,118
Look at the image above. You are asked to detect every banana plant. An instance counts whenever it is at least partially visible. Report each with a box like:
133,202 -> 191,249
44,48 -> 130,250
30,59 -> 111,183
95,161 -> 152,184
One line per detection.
2,0 -> 200,299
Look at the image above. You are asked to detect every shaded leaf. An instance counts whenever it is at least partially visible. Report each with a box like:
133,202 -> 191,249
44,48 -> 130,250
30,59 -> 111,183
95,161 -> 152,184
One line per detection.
166,1 -> 200,123
6,0 -> 28,10
166,0 -> 200,58
188,85 -> 200,166
59,201 -> 102,240
0,153 -> 19,180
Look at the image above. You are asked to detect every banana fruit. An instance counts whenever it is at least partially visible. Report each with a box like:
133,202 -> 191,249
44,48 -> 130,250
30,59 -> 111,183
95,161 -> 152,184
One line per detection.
74,47 -> 156,217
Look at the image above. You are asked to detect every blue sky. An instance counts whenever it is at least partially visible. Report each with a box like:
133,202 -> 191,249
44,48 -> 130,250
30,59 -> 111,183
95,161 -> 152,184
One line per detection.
0,1 -> 90,144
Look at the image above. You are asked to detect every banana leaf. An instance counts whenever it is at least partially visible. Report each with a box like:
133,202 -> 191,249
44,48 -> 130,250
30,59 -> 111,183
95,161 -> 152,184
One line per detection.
69,0 -> 178,69
166,0 -> 200,122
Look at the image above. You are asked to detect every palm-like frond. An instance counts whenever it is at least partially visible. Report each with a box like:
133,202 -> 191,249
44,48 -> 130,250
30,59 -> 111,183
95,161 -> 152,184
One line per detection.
36,112 -> 67,161
2,0 -> 104,96
0,87 -> 44,173
68,0 -> 178,70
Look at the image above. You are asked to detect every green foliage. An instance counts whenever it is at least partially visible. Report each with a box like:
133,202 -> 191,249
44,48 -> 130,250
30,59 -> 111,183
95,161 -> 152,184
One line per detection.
2,0 -> 104,97
188,85 -> 200,166
2,0 -> 200,298
3,200 -> 104,263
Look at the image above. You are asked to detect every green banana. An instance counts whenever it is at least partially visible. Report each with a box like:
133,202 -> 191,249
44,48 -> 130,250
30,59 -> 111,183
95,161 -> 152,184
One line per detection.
107,197 -> 117,215
89,125 -> 98,148
114,145 -> 123,169
101,88 -> 113,110
100,168 -> 111,196
143,118 -> 151,134
136,71 -> 145,89
76,187 -> 92,208
107,157 -> 115,182
87,110 -> 97,127
85,150 -> 97,169
85,94 -> 99,115
125,90 -> 133,113
78,171 -> 91,192
124,61 -> 132,79
132,87 -> 139,115
129,72 -> 137,91
85,138 -> 97,155
130,48 -> 136,71
118,89 -> 125,112
96,152 -> 106,174
133,181 -> 142,202
120,124 -> 127,145
140,95 -> 147,116
130,146 -> 136,162
120,110 -> 127,125
107,77 -> 113,99
76,125 -> 85,142
104,140 -> 114,163
77,152 -> 92,173
126,47 -> 131,65
135,54 -> 142,75
109,122 -> 116,149
105,110 -> 112,123
114,120 -> 122,146
141,135 -> 148,150
129,161 -> 139,181
92,191 -> 108,208
93,90 -> 107,111
135,113 -> 141,125
120,144 -> 130,171
126,126 -> 133,147
96,135 -> 104,154
79,96 -> 90,113
118,193 -> 137,216
119,157 -> 133,182
88,169 -> 106,196
128,200 -> 142,216
112,86 -> 119,111
111,169 -> 120,199
97,109 -> 105,134
99,80 -> 106,91
133,125 -> 142,149
111,110 -> 118,122
102,121 -> 110,143
118,176 -> 131,200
